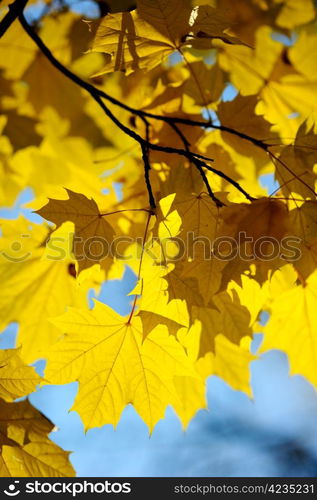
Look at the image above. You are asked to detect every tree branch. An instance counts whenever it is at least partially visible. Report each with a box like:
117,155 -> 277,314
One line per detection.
201,160 -> 256,201
18,14 -> 198,158
18,11 -> 258,205
140,118 -> 156,209
169,121 -> 224,206
192,158 -> 224,207
0,0 -> 28,38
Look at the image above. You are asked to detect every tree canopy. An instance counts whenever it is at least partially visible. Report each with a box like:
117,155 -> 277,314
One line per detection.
1,0 -> 317,477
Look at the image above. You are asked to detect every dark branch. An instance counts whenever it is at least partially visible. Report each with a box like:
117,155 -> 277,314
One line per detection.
192,158 -> 224,207
0,0 -> 28,38
18,12 -> 269,154
141,143 -> 156,210
18,13 -> 216,161
168,122 -> 255,203
168,121 -> 191,148
201,161 -> 256,201
18,11 -> 257,205
141,118 -> 156,209
169,121 -> 224,206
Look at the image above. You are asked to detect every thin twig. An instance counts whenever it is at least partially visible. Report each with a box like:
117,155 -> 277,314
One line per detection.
141,143 -> 156,210
268,150 -> 317,197
169,121 -> 224,205
127,211 -> 152,324
192,158 -> 224,207
202,161 -> 256,201
100,208 -> 151,216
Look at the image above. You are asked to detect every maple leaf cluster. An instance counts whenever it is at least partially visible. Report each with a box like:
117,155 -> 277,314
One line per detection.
1,0 -> 317,477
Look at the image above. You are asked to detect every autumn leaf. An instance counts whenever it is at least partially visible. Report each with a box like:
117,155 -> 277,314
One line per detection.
218,26 -> 283,97
276,122 -> 317,199
132,204 -> 190,338
0,399 -> 75,477
180,320 -> 255,397
261,269 -> 317,388
0,20 -> 37,79
209,335 -> 255,397
220,197 -> 290,287
219,24 -> 317,136
213,0 -> 315,46
288,200 -> 317,279
0,348 -> 41,401
188,289 -> 252,358
0,218 -> 102,362
216,94 -> 274,162
135,258 -> 190,339
274,0 -> 315,29
45,300 -> 197,431
167,190 -> 225,302
90,0 -> 245,75
36,189 -> 115,273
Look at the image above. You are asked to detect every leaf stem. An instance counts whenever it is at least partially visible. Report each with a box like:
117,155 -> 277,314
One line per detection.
100,208 -> 152,216
127,211 -> 152,324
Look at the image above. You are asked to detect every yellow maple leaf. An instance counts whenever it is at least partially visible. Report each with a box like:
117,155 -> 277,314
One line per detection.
274,0 -> 315,29
136,206 -> 189,337
220,197 -> 290,287
288,28 -> 317,80
11,134 -> 108,208
0,21 -> 37,79
168,190 -> 225,302
190,289 -> 253,358
220,25 -> 317,136
211,336 -> 255,396
173,374 -> 207,428
136,258 -> 190,338
0,399 -> 75,477
199,130 -> 268,202
275,122 -> 317,199
261,269 -> 317,388
213,290 -> 252,344
2,0 -> 317,465
288,200 -> 317,279
228,273 -> 269,326
0,218 -> 101,362
216,94 -> 275,162
90,0 -> 244,75
0,349 -> 41,402
258,73 -> 317,137
36,189 -> 115,273
211,0 -> 315,46
218,26 -> 283,96
45,300 -> 197,431
0,118 -> 23,207
180,321 -> 255,396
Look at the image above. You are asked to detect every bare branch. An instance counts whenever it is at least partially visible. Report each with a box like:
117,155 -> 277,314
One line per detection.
18,11 -> 258,205
0,0 -> 28,38
169,121 -> 224,206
